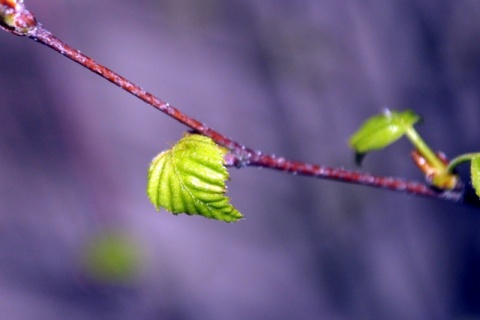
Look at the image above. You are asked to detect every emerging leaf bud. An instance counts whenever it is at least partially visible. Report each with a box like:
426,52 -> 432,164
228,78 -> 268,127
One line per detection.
0,0 -> 37,36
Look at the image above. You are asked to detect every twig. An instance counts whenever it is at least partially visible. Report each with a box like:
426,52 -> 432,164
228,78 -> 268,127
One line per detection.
0,0 -> 475,206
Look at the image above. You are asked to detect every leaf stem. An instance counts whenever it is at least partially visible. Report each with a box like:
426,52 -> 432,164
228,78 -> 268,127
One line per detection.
405,127 -> 446,171
447,153 -> 480,173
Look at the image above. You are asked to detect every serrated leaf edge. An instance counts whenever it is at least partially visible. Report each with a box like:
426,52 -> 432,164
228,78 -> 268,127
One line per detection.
471,156 -> 480,199
147,134 -> 242,222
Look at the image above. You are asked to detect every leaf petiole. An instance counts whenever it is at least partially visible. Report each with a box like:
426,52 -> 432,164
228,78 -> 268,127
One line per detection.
447,153 -> 480,173
404,127 -> 446,172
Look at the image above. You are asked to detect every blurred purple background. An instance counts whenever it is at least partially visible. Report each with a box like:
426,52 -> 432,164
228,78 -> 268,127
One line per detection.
0,0 -> 479,319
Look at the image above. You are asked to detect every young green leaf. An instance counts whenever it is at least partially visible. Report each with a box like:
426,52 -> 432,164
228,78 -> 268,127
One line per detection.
147,133 -> 243,222
471,156 -> 480,199
349,109 -> 421,154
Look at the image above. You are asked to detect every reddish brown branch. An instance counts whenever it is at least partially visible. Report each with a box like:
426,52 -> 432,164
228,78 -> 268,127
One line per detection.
224,151 -> 465,202
31,26 -> 242,151
0,1 -> 475,206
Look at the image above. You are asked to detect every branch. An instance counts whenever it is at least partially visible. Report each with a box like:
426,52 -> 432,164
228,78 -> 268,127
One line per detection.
0,1 -> 477,207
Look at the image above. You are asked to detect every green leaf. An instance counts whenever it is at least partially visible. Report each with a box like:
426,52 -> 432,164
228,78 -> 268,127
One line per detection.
147,133 -> 243,222
349,109 -> 421,154
471,156 -> 480,199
